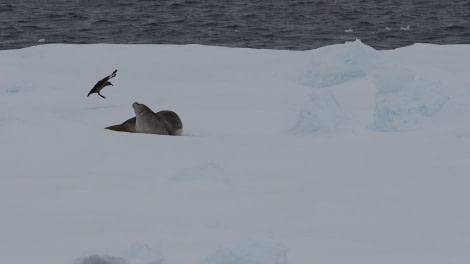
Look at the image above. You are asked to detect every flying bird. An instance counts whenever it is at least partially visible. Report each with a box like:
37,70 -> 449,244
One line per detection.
87,69 -> 117,99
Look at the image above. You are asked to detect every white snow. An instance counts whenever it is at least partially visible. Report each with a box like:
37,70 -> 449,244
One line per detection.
1,40 -> 470,264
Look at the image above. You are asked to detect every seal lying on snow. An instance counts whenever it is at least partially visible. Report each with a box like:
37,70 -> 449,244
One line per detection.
133,102 -> 183,135
105,102 -> 183,136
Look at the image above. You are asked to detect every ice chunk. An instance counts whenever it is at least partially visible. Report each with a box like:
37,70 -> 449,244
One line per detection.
371,65 -> 449,131
292,88 -> 349,134
300,40 -> 380,88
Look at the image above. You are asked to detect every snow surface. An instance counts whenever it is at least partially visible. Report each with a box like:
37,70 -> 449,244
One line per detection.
1,40 -> 470,264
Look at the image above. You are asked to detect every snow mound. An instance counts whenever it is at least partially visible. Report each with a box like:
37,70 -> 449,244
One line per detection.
199,241 -> 288,264
300,39 -> 380,88
291,88 -> 349,134
122,244 -> 164,264
371,65 -> 450,131
75,244 -> 164,264
74,255 -> 128,264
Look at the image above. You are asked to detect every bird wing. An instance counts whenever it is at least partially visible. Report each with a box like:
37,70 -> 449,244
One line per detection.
95,69 -> 117,88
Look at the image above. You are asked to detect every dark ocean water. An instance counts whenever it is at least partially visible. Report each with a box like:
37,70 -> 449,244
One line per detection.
1,0 -> 470,51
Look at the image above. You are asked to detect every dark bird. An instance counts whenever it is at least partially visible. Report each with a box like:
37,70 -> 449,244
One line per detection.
87,69 -> 117,99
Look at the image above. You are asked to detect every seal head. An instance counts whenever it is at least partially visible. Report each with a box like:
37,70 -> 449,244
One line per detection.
132,102 -> 169,135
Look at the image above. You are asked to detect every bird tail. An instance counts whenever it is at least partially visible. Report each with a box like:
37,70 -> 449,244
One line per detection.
109,69 -> 117,79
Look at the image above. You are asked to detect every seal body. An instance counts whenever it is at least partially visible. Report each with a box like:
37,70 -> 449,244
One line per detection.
133,102 -> 167,134
155,110 -> 183,136
132,102 -> 182,135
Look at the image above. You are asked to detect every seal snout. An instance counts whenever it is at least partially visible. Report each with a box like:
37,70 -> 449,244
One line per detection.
132,102 -> 146,115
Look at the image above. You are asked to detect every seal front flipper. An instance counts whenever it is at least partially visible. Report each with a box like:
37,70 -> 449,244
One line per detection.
87,69 -> 117,99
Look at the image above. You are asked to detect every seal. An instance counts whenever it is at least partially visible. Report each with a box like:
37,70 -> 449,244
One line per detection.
105,110 -> 183,135
87,69 -> 117,99
105,103 -> 182,135
131,102 -> 183,135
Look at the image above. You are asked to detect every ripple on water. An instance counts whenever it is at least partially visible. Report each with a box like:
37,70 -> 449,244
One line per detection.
1,0 -> 469,50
